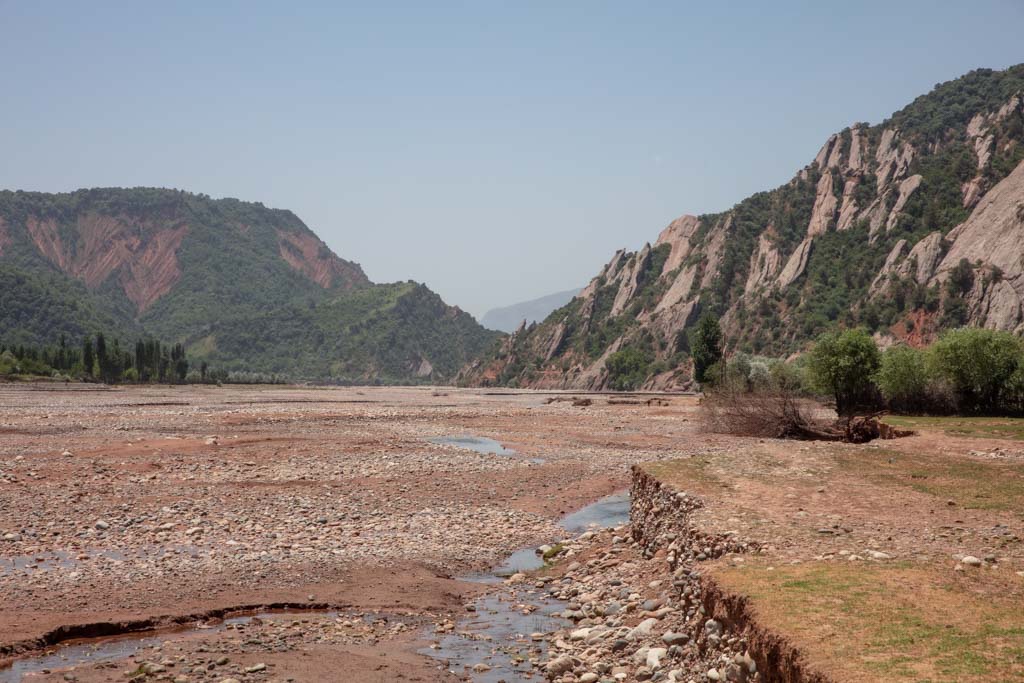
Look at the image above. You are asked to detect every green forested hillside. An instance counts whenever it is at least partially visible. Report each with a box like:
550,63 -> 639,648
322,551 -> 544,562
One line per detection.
192,282 -> 497,381
0,188 -> 498,382
0,264 -> 141,346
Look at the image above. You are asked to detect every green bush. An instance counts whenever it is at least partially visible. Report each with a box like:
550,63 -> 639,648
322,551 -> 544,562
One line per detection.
927,328 -> 1023,414
805,328 -> 881,415
605,346 -> 653,391
876,345 -> 930,412
706,353 -> 807,397
0,350 -> 18,375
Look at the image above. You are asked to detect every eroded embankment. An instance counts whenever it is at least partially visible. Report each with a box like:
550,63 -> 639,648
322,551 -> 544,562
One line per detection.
628,466 -> 831,683
0,601 -> 344,663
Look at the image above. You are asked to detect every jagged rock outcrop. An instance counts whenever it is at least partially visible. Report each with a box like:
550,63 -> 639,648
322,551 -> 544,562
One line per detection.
460,65 -> 1024,390
776,238 -> 813,289
836,178 -> 860,231
745,233 -> 782,294
885,175 -> 923,232
930,159 -> 1024,331
806,171 -> 838,236
657,214 -> 701,273
936,160 -> 1024,282
873,231 -> 946,291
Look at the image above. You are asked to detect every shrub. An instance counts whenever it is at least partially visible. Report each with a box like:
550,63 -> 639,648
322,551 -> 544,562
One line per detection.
701,388 -> 826,440
927,328 -> 1023,414
605,346 -> 653,391
0,350 -> 18,375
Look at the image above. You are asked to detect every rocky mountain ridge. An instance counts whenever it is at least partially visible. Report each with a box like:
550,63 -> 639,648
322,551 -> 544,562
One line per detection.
459,65 -> 1024,390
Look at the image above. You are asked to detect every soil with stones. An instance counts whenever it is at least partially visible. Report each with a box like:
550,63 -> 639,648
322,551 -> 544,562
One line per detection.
0,385 -> 696,681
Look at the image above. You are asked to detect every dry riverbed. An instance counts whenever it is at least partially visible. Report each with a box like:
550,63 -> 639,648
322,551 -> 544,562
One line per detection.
0,384 -> 699,681
4,384 -> 1022,682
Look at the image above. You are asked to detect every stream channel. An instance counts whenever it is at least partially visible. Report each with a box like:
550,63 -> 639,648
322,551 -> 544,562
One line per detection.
0,436 -> 629,682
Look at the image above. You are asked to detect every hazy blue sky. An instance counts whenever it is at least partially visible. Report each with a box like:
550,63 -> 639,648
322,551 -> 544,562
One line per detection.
2,2 -> 1022,317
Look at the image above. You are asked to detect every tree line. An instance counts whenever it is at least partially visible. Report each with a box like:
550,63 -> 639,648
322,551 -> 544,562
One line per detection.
707,324 -> 1024,417
0,333 -> 221,384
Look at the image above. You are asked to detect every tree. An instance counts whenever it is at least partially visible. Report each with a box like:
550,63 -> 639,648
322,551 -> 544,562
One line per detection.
82,338 -> 95,379
947,258 -> 975,295
806,328 -> 880,415
690,314 -> 723,384
171,343 -> 189,382
928,328 -> 1022,413
159,347 -> 170,382
57,334 -> 67,371
876,345 -> 929,413
95,333 -> 108,382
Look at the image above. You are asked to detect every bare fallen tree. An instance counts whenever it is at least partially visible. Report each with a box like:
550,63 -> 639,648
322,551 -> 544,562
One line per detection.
700,388 -> 910,443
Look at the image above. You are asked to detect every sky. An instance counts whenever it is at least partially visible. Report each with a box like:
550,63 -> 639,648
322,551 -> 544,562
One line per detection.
1,2 -> 1022,318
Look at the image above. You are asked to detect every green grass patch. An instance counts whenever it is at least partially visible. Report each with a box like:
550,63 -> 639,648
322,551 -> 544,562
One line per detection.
835,447 -> 1024,513
542,543 -> 565,562
714,561 -> 1024,682
884,415 -> 1024,441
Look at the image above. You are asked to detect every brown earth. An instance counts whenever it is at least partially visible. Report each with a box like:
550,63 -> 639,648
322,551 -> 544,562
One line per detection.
276,229 -> 369,290
0,384 -> 694,681
25,214 -> 190,312
4,386 -> 1022,681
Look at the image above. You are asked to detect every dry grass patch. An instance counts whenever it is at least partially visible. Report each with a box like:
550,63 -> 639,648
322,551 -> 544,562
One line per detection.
645,456 -> 731,494
834,447 -> 1024,513
884,415 -> 1024,441
713,560 -> 1024,682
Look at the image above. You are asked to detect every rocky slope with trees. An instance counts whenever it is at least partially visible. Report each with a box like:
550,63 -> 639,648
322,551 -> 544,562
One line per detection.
459,65 -> 1024,390
0,188 -> 497,382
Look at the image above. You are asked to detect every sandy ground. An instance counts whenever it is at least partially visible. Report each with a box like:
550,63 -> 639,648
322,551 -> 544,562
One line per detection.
0,384 -> 700,681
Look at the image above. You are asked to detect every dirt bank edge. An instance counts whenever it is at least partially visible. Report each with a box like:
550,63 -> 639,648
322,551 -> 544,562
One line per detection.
630,465 -> 834,683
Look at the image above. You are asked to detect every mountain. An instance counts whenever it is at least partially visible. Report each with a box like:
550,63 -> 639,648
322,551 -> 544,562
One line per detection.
480,288 -> 581,333
459,65 -> 1024,390
0,188 -> 498,382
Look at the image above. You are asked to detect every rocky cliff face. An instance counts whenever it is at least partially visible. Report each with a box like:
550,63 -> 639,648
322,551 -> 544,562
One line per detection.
459,65 -> 1024,390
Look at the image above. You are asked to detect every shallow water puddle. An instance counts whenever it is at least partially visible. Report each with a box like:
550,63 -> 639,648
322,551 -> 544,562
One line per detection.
559,492 -> 630,534
428,435 -> 546,464
0,549 -> 127,576
422,491 -> 630,681
0,634 -> 165,683
0,545 -> 204,577
424,592 -> 567,683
